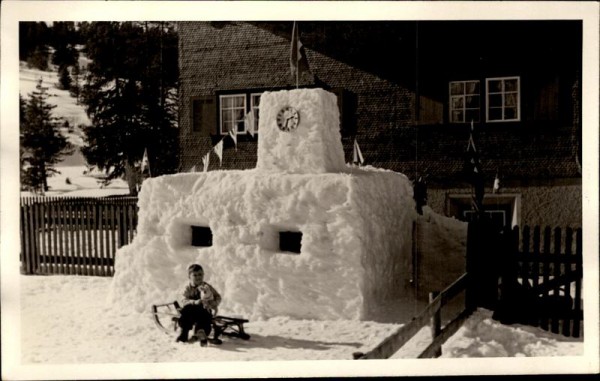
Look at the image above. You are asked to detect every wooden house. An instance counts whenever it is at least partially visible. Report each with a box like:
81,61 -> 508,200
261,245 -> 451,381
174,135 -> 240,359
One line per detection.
177,21 -> 582,229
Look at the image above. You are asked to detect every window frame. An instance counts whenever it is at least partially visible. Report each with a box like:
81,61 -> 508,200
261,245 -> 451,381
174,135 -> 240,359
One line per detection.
485,76 -> 521,123
449,80 -> 481,124
250,92 -> 262,134
219,93 -> 247,135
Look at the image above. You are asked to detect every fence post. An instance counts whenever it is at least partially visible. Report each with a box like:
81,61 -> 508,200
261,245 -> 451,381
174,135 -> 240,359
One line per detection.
550,227 -> 562,334
562,227 -> 573,336
429,291 -> 442,358
573,228 -> 582,338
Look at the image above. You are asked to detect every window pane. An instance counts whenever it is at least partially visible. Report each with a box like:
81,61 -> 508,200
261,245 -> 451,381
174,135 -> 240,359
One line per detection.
222,97 -> 233,108
252,94 -> 261,106
504,79 -> 518,92
465,95 -> 479,107
488,80 -> 502,93
450,82 -> 464,95
234,96 -> 245,108
451,110 -> 463,123
488,107 -> 502,121
465,109 -> 480,123
222,110 -> 231,123
236,121 -> 246,132
222,120 -> 232,134
504,107 -> 517,120
451,96 -> 464,109
234,109 -> 244,122
488,94 -> 502,107
505,93 -> 517,107
466,81 -> 479,94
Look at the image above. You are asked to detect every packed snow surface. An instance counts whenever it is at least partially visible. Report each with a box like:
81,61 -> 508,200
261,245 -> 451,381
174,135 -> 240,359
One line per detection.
109,167 -> 417,321
256,88 -> 346,173
19,275 -> 583,365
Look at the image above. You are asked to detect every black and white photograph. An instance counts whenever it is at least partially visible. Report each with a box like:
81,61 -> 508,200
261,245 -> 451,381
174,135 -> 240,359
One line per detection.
1,1 -> 598,379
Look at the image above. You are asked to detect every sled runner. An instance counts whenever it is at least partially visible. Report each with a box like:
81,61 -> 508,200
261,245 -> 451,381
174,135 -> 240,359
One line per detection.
151,301 -> 251,341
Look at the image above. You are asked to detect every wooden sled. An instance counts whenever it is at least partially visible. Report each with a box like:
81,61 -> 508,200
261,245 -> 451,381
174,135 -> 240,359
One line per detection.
151,301 -> 251,341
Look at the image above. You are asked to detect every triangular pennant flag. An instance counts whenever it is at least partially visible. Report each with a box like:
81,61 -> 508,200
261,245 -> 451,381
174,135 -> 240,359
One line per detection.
353,138 -> 364,165
467,120 -> 477,153
229,128 -> 237,149
141,148 -> 151,176
213,139 -> 224,166
202,152 -> 210,172
245,112 -> 256,137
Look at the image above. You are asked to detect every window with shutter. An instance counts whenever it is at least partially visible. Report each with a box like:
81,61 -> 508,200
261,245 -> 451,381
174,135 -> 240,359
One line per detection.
191,96 -> 216,135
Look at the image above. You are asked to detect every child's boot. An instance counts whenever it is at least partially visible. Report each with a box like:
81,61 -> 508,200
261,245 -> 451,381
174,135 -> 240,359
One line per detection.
175,328 -> 189,343
195,328 -> 208,347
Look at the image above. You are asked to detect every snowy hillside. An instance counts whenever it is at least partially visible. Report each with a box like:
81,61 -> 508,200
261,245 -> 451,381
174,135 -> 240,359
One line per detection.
19,62 -> 90,148
20,62 -> 129,197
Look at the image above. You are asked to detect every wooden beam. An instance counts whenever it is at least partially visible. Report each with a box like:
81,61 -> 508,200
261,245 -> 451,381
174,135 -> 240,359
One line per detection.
418,307 -> 474,358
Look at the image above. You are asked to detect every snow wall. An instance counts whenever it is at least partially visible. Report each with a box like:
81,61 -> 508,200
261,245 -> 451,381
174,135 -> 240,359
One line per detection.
109,88 -> 465,322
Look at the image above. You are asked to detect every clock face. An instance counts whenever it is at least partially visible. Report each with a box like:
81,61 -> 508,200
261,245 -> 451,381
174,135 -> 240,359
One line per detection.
276,106 -> 300,132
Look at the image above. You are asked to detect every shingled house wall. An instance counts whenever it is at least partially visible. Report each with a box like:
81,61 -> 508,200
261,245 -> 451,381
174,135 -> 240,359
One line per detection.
178,21 -> 582,229
178,21 -> 415,172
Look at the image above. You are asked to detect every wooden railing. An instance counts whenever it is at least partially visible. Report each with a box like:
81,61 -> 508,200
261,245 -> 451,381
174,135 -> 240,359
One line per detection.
20,196 -> 138,276
353,273 -> 472,359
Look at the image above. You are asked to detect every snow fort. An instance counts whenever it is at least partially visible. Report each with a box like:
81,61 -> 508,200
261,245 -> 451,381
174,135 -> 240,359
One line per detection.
109,88 -> 465,322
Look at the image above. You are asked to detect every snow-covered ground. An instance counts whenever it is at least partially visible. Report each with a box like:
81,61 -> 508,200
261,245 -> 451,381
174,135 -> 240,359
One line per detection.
18,275 -> 582,365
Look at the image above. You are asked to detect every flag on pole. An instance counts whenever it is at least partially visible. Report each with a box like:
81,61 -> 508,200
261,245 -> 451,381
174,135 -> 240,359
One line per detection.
229,128 -> 237,149
214,139 -> 224,166
353,138 -> 364,165
290,21 -> 309,82
466,121 -> 479,174
141,148 -> 151,176
245,111 -> 256,137
202,152 -> 210,172
465,120 -> 484,214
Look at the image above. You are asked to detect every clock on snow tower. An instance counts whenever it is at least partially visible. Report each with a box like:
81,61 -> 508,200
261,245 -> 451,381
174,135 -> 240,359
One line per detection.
276,106 -> 300,132
256,88 -> 346,174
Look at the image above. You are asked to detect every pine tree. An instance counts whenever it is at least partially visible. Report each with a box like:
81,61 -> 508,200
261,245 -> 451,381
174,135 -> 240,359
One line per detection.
69,63 -> 82,103
21,80 -> 74,193
80,22 -> 178,195
58,65 -> 72,90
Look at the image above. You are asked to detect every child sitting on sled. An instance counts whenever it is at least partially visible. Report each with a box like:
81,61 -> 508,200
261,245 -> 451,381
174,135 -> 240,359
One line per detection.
176,263 -> 222,345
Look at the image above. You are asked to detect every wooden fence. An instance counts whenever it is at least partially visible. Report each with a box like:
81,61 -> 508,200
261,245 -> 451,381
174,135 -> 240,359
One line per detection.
353,273 -> 473,359
20,196 -> 138,276
510,225 -> 583,337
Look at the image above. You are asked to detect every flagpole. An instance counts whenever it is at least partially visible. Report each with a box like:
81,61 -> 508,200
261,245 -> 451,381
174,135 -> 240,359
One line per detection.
295,22 -> 299,89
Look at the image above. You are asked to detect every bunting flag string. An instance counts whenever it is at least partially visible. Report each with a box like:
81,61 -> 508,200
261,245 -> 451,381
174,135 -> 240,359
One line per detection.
202,152 -> 210,172
353,138 -> 364,165
214,139 -> 224,166
245,111 -> 256,137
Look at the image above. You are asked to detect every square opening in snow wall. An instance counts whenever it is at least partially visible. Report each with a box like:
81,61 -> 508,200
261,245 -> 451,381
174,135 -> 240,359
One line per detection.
279,231 -> 302,254
191,226 -> 213,247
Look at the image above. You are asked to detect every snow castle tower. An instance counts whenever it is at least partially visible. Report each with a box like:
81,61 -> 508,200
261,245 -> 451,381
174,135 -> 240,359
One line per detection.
110,88 -> 421,322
